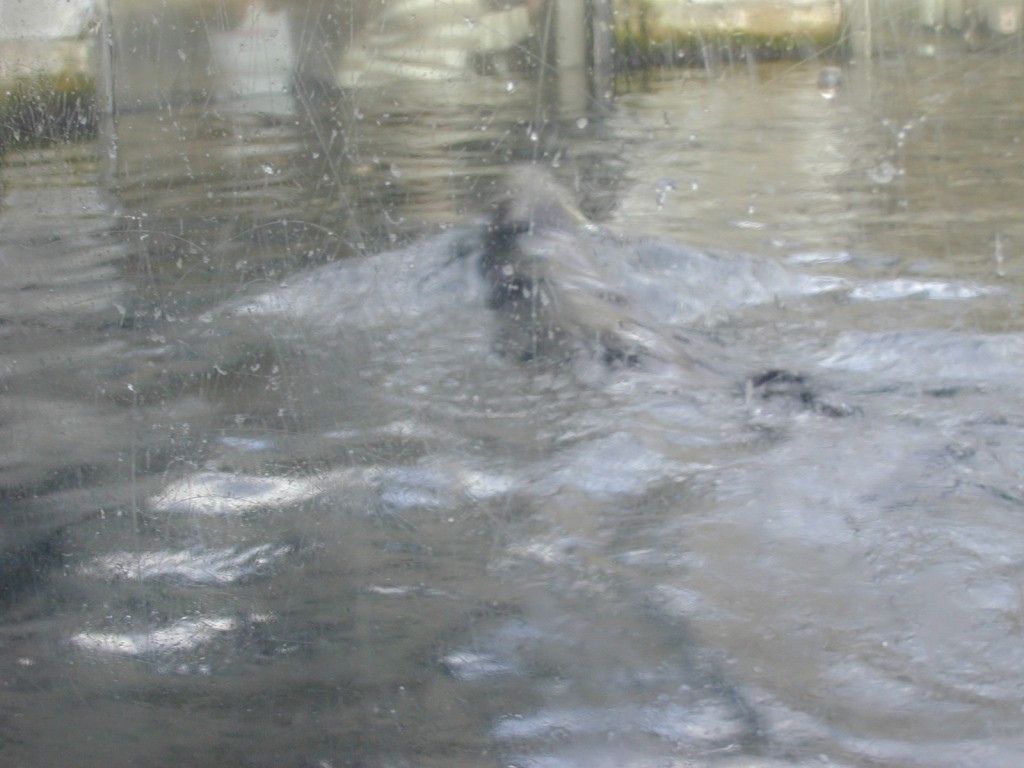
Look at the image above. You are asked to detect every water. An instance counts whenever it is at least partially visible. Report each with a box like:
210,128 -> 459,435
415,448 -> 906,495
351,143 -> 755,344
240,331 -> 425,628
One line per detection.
4,45 -> 1024,768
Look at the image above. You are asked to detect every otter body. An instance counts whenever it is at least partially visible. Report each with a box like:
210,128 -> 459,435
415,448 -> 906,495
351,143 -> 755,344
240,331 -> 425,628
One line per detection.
478,167 -> 683,371
475,167 -> 854,416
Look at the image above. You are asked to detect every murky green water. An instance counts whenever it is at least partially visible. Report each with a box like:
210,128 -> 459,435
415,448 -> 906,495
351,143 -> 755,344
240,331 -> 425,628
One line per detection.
3,39 -> 1024,768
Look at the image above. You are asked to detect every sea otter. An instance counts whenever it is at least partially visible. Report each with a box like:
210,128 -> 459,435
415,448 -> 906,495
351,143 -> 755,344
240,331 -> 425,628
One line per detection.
476,166 -> 855,415
478,167 -> 688,372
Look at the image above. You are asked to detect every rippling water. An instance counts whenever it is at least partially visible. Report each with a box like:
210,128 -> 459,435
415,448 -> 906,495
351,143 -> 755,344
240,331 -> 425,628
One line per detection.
3,46 -> 1024,768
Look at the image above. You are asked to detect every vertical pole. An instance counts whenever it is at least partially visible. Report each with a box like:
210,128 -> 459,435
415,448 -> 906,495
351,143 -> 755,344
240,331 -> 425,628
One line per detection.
919,0 -> 940,26
847,0 -> 874,62
556,0 -> 589,115
96,0 -> 119,186
591,0 -> 614,108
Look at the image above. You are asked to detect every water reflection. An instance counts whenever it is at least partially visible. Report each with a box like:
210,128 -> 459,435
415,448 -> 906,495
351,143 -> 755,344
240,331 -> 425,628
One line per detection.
3,39 -> 1024,768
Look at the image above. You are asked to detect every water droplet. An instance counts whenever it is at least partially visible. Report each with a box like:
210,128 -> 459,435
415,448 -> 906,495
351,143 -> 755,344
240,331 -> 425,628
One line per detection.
868,159 -> 898,185
817,66 -> 842,99
994,233 -> 1006,277
575,117 -> 589,129
994,4 -> 1020,34
655,178 -> 676,209
505,81 -> 517,94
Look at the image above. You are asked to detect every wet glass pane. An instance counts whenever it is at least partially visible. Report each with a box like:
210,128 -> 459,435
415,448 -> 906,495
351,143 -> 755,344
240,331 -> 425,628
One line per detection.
2,1 -> 1024,766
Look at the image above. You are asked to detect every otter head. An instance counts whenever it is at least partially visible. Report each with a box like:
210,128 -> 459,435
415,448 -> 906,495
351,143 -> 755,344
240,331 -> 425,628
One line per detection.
480,167 -> 587,315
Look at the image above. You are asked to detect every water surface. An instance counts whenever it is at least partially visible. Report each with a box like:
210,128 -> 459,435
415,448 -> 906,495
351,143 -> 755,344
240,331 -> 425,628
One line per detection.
3,47 -> 1024,768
